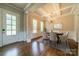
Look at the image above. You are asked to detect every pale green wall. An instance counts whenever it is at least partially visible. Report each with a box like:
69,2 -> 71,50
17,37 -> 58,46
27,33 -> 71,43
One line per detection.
0,4 -> 24,31
0,4 -> 25,46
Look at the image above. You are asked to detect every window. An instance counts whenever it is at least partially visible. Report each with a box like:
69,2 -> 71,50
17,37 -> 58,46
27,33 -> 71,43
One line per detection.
6,14 -> 16,35
33,19 -> 37,33
40,21 -> 44,32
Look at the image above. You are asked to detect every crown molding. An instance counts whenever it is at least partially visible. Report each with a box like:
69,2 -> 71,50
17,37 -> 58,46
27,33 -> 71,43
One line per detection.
3,3 -> 24,12
24,3 -> 31,11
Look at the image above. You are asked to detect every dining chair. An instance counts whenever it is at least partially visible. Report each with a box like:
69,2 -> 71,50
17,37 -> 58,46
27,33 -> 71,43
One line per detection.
42,32 -> 49,43
42,32 -> 49,39
49,32 -> 58,47
60,32 -> 72,54
59,32 -> 69,50
60,32 -> 69,42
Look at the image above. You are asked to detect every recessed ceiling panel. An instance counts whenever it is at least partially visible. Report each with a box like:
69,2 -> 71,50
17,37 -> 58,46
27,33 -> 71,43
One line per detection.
12,3 -> 29,9
61,7 -> 72,15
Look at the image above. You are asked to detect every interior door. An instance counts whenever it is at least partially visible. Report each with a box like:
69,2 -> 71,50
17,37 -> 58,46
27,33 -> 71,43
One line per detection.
2,9 -> 19,45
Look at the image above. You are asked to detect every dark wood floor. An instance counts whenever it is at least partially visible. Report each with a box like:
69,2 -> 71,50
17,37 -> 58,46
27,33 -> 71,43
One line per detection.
0,37 -> 78,56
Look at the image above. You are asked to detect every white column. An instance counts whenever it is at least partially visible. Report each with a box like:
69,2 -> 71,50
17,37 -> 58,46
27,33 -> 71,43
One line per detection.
26,12 -> 31,43
75,14 -> 79,56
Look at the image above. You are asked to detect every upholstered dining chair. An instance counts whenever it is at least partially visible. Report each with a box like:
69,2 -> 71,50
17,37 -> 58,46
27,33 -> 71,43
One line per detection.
42,32 -> 49,43
49,31 -> 58,47
60,32 -> 69,40
59,32 -> 71,54
59,32 -> 69,45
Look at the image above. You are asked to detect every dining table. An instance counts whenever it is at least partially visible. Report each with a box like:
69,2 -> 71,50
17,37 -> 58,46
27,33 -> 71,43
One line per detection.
55,32 -> 63,44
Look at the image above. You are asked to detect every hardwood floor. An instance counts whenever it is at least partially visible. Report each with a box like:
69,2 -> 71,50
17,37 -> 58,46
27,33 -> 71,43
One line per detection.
0,38 -> 78,56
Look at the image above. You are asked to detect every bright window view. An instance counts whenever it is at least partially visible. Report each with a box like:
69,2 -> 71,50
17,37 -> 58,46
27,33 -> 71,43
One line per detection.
6,14 -> 16,35
40,21 -> 44,32
33,19 -> 37,33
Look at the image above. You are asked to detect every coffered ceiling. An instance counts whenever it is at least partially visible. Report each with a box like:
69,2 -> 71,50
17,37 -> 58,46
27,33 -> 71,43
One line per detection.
34,3 -> 74,19
12,3 -> 28,9
6,3 -> 79,19
35,3 -> 79,20
11,3 -> 45,12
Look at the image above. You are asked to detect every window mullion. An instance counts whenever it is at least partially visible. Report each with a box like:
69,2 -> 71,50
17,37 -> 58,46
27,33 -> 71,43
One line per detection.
11,15 -> 12,35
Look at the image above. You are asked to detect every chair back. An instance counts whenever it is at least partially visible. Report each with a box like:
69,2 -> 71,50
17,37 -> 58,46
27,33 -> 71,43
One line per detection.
60,32 -> 69,42
63,32 -> 69,38
50,32 -> 57,41
42,32 -> 49,39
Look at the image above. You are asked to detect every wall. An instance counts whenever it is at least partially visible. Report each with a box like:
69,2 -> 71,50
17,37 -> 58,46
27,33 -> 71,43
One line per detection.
52,15 -> 74,31
0,4 -> 25,46
45,14 -> 76,41
77,14 -> 79,56
46,15 -> 75,31
75,14 -> 79,55
25,11 -> 45,42
0,8 -> 2,47
59,15 -> 75,41
0,4 -> 24,32
77,14 -> 79,42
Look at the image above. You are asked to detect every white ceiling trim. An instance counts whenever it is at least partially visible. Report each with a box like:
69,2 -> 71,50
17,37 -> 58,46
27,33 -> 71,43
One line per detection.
47,12 -> 72,20
37,8 -> 50,17
35,5 -> 72,18
40,5 -> 72,20
24,3 -> 31,11
70,4 -> 75,14
5,4 -> 23,12
51,6 -> 72,14
72,5 -> 79,14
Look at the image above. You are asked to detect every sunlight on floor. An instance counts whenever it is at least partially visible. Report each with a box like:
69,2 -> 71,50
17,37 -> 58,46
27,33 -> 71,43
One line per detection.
4,48 -> 19,56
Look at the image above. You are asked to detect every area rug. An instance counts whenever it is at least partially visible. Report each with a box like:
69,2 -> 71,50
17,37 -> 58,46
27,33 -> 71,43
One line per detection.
49,41 -> 71,54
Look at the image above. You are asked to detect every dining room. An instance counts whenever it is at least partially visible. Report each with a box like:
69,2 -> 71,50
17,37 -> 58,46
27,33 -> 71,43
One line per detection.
0,3 -> 78,56
24,3 -> 78,56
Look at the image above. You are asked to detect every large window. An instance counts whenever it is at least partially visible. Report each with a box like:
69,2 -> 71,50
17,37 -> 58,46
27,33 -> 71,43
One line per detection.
40,21 -> 44,32
6,14 -> 16,35
33,19 -> 37,33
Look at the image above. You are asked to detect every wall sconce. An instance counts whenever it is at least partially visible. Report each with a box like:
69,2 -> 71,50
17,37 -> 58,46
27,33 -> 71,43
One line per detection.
50,20 -> 53,23
50,20 -> 54,32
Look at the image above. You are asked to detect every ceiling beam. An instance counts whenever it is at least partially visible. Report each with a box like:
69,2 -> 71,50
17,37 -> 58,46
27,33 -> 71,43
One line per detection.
24,3 -> 31,11
51,12 -> 72,20
72,4 -> 79,14
70,4 -> 76,14
41,4 -> 72,15
4,3 -> 23,12
40,4 -> 74,21
52,6 -> 72,14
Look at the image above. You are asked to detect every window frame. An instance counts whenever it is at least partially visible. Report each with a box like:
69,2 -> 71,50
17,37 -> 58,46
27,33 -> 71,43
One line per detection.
32,19 -> 37,33
6,13 -> 16,36
40,21 -> 44,32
